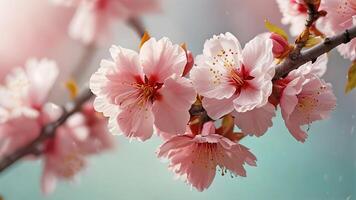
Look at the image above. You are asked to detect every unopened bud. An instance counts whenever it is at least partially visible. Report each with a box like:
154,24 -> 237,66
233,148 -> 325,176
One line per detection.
270,33 -> 290,58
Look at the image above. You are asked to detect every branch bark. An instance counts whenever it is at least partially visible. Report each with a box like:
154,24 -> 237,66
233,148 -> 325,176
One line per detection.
0,89 -> 93,172
0,18 -> 355,174
274,25 -> 356,79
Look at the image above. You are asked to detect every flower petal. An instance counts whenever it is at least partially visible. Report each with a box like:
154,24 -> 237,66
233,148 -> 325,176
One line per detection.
280,76 -> 306,120
242,34 -> 274,79
0,114 -> 40,157
152,76 -> 196,134
191,32 -> 244,99
233,87 -> 265,112
233,102 -> 276,137
202,96 -> 234,119
90,46 -> 143,108
288,54 -> 328,78
41,169 -> 57,196
26,59 -> 59,106
285,121 -> 308,142
203,32 -> 243,64
116,104 -> 154,141
157,134 -> 194,157
140,37 -> 187,82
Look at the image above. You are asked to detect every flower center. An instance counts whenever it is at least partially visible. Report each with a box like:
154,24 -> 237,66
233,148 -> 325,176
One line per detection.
296,95 -> 318,113
133,76 -> 162,106
191,141 -> 234,177
58,153 -> 85,178
191,143 -> 219,170
230,69 -> 245,87
229,65 -> 254,95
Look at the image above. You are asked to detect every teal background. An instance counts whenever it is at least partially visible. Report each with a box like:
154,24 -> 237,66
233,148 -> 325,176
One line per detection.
0,0 -> 355,199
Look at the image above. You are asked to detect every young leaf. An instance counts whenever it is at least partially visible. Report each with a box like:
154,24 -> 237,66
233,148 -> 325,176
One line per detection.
345,62 -> 356,94
265,20 -> 289,40
305,36 -> 322,48
139,31 -> 151,49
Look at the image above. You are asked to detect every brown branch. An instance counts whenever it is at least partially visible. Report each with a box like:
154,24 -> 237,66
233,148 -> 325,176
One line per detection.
0,89 -> 93,172
127,17 -> 146,37
293,1 -> 322,55
0,15 -> 354,174
274,25 -> 356,79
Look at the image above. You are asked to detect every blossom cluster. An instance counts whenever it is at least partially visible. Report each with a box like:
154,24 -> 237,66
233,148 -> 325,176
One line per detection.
89,32 -> 336,191
0,59 -> 114,194
1,0 -> 354,195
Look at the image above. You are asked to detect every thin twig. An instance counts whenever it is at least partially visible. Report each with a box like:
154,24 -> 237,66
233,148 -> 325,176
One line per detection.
274,25 -> 356,79
0,18 -> 355,173
292,1 -> 321,57
0,89 -> 93,172
127,17 -> 146,37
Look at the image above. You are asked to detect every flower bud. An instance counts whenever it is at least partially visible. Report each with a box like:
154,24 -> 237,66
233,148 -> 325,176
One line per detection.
270,33 -> 290,59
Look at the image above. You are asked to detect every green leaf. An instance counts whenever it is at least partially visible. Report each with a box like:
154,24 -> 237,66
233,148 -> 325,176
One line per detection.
265,20 -> 289,40
345,62 -> 356,94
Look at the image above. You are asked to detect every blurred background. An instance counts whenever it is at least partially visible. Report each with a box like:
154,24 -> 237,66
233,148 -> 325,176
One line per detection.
0,0 -> 355,199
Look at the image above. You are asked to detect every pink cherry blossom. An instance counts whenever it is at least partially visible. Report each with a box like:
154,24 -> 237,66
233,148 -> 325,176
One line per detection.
78,103 -> 115,154
276,0 -> 308,36
279,55 -> 336,142
40,103 -> 86,195
52,0 -> 159,44
157,122 -> 256,191
0,58 -> 114,194
0,112 -> 40,158
90,37 -> 197,141
0,59 -> 58,157
318,0 -> 356,61
190,32 -> 275,136
41,102 -> 114,195
232,102 -> 276,137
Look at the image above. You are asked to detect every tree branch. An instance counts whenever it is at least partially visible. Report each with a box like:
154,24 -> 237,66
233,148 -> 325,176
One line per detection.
274,25 -> 356,79
0,89 -> 93,172
291,1 -> 324,59
0,16 -> 354,174
127,17 -> 146,37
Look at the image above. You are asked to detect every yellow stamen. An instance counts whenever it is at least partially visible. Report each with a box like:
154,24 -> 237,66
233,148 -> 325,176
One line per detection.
230,70 -> 244,86
65,79 -> 79,100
